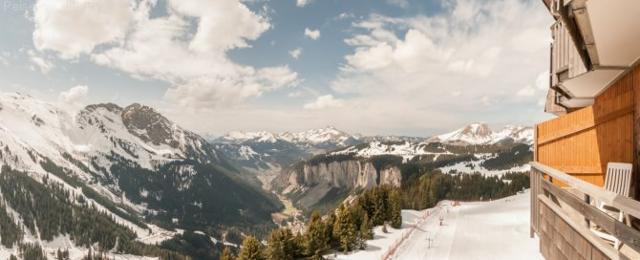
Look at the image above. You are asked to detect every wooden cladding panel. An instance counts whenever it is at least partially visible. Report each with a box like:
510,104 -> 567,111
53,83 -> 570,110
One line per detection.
536,70 -> 635,187
538,202 -> 609,260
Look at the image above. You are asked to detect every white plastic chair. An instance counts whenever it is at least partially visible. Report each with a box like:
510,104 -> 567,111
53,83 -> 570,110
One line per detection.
591,162 -> 633,250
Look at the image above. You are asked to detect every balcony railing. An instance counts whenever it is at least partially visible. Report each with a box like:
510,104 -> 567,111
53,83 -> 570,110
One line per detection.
530,162 -> 640,260
551,20 -> 588,89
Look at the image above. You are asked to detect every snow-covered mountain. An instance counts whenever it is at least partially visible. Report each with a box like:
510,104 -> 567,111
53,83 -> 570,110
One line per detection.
213,123 -> 533,175
429,123 -> 533,145
0,92 -> 280,258
212,126 -> 361,173
216,126 -> 359,148
271,125 -> 534,212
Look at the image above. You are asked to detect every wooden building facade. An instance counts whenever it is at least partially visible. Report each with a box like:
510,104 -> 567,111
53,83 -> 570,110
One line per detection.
531,1 -> 640,259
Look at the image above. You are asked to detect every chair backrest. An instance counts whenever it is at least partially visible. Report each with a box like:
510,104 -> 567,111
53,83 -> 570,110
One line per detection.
604,162 -> 633,197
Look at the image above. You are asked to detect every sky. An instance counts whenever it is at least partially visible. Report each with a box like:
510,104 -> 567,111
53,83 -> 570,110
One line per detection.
0,0 -> 554,137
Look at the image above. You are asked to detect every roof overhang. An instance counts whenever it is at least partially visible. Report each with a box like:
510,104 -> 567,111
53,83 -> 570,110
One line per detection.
556,0 -> 640,108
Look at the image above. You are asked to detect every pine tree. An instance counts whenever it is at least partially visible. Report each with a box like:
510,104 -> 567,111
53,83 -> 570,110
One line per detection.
238,236 -> 265,260
360,213 -> 374,240
371,188 -> 386,225
323,213 -> 336,248
220,247 -> 234,260
333,204 -> 357,253
389,189 -> 403,229
266,228 -> 295,260
304,211 -> 328,258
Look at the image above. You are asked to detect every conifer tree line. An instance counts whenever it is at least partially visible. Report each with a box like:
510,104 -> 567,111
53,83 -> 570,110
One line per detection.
224,185 -> 402,260
0,166 -> 184,259
401,171 -> 529,210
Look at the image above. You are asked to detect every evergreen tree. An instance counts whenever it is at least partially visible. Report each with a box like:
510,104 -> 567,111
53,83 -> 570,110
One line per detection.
360,213 -> 373,240
266,228 -> 296,260
237,236 -> 265,260
332,204 -> 357,253
389,189 -> 402,229
323,213 -> 336,248
291,232 -> 305,258
219,247 -> 234,260
304,211 -> 328,258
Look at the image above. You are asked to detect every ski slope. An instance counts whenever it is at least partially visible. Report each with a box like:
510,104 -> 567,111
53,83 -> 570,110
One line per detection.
332,190 -> 542,260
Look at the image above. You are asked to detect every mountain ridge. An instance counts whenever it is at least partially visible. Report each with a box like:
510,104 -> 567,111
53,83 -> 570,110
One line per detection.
0,92 -> 281,259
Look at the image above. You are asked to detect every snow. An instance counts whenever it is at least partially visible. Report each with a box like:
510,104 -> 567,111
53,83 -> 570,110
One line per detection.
331,141 -> 452,162
431,123 -> 533,145
332,191 -> 541,260
439,159 -> 531,176
219,126 -> 356,146
0,93 -> 186,255
238,145 -> 259,160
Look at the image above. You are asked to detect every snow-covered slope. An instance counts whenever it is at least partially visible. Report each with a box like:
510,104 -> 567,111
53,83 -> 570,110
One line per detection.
0,92 -> 279,258
429,123 -> 533,145
0,93 -> 219,175
331,141 -> 453,162
332,190 -> 541,260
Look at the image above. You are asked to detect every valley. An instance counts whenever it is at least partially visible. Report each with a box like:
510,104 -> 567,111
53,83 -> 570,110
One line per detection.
0,93 -> 533,259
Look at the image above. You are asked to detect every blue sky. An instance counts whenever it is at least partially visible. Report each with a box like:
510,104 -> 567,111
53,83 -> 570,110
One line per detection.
0,0 -> 553,137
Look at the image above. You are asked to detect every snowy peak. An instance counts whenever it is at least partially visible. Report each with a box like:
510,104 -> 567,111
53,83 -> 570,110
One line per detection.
430,123 -> 533,145
433,123 -> 493,145
280,126 -> 357,146
219,131 -> 280,144
217,126 -> 358,147
122,103 -> 203,150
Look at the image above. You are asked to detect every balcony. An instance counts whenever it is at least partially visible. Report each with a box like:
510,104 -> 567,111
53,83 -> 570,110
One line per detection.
530,162 -> 640,260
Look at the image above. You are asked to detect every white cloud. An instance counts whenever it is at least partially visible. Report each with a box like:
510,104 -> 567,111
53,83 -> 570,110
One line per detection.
0,52 -> 10,67
289,48 -> 302,59
336,12 -> 355,20
59,85 -> 89,105
516,85 -> 535,97
304,95 -> 344,109
296,0 -> 311,7
167,0 -> 271,52
536,70 -> 549,90
304,28 -> 321,40
331,0 -> 551,129
28,50 -> 53,74
33,0 -> 297,109
33,0 -> 133,59
386,0 -> 409,8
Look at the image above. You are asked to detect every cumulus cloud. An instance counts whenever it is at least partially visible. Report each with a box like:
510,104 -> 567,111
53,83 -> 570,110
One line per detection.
331,0 -> 552,129
33,0 -> 297,109
289,48 -> 302,59
304,28 -> 320,40
27,50 -> 53,74
304,95 -> 344,109
296,0 -> 311,7
59,85 -> 89,105
33,0 -> 133,59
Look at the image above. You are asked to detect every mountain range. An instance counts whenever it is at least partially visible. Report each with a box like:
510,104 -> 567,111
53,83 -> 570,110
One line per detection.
0,92 -> 281,259
211,122 -> 533,174
0,91 -> 533,259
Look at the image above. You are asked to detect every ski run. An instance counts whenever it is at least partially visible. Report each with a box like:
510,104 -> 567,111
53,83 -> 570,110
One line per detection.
329,190 -> 541,260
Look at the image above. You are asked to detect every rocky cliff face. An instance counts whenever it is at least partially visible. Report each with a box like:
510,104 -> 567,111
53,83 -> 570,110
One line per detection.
273,159 -> 401,210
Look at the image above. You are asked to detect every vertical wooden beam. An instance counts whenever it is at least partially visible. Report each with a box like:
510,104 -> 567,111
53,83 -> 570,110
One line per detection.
630,65 -> 640,199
